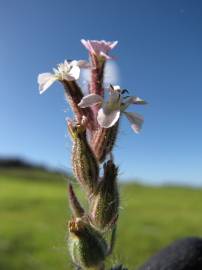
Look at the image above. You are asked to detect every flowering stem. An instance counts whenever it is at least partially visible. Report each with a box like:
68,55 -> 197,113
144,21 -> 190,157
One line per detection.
38,39 -> 146,270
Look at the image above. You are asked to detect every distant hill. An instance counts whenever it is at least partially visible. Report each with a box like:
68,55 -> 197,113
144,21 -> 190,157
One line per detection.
0,158 -> 47,170
0,158 -> 70,182
0,158 -> 39,169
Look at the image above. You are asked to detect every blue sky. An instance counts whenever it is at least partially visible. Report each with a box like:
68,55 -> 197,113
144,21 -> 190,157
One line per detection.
0,0 -> 201,185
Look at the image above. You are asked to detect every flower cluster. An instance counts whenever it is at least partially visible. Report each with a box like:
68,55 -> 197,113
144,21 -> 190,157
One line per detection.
38,39 -> 146,270
38,40 -> 146,133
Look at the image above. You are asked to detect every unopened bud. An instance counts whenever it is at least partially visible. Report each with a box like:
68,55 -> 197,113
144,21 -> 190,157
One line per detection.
68,184 -> 85,218
90,160 -> 119,231
91,121 -> 119,163
68,120 -> 99,197
68,218 -> 108,269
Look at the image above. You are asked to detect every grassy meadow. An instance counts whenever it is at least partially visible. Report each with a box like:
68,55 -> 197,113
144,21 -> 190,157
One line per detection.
1,168 -> 202,270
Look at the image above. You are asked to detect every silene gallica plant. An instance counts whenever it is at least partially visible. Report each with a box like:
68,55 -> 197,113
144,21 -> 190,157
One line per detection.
38,39 -> 147,270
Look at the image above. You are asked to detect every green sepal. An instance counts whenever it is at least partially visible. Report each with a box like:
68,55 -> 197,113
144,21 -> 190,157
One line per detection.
89,160 -> 119,231
68,218 -> 108,269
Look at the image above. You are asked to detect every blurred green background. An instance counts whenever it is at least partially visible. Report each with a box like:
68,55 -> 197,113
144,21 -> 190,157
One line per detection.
1,166 -> 202,270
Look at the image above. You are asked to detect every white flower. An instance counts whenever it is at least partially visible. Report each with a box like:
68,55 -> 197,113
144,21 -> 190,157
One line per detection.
78,85 -> 146,133
38,60 -> 89,94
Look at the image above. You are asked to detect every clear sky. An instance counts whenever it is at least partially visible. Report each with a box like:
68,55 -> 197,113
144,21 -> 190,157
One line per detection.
0,0 -> 201,185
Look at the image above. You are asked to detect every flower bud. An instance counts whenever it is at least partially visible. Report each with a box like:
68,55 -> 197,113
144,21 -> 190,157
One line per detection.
89,160 -> 119,231
68,184 -> 85,218
68,218 -> 108,269
68,120 -> 99,197
91,121 -> 119,163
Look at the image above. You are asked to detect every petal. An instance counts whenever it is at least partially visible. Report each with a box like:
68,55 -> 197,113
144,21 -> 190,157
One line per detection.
125,96 -> 147,105
78,94 -> 103,108
113,85 -> 121,91
53,68 -> 59,74
87,40 -> 96,54
100,51 -> 112,60
58,61 -> 68,73
64,60 -> 69,66
37,73 -> 57,94
81,39 -> 90,50
65,65 -> 80,81
109,40 -> 118,49
81,39 -> 95,54
76,60 -> 90,68
97,108 -> 120,128
124,111 -> 144,133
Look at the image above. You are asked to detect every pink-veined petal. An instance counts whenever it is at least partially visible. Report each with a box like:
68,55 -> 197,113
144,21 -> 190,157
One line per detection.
78,94 -> 103,108
97,108 -> 120,128
124,111 -> 144,133
37,73 -> 57,94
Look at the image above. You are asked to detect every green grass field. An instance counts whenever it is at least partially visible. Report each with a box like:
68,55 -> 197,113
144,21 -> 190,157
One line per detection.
1,168 -> 202,270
